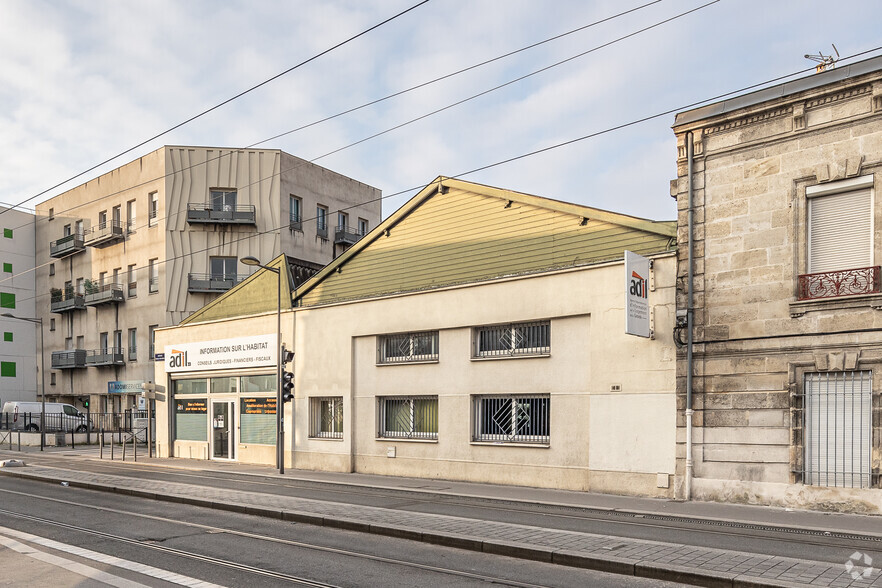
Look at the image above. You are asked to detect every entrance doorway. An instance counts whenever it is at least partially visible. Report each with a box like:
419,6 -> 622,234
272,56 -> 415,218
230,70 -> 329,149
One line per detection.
211,401 -> 235,460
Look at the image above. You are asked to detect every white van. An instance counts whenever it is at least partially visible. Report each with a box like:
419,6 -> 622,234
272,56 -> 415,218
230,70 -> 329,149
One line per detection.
1,401 -> 88,433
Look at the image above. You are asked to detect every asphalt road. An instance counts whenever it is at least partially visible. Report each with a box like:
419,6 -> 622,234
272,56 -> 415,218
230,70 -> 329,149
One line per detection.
0,474 -> 684,587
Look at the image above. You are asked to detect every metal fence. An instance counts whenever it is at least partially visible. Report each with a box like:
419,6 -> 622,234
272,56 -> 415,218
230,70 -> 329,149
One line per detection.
802,371 -> 873,488
0,410 -> 149,437
472,395 -> 550,444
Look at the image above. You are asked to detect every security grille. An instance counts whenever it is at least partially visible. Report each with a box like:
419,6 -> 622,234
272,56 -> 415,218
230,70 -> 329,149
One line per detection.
378,396 -> 438,439
378,331 -> 439,364
803,371 -> 872,488
473,395 -> 549,444
474,321 -> 550,358
309,397 -> 343,439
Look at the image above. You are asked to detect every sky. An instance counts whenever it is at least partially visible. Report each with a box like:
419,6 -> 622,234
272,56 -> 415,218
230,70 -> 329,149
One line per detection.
1,0 -> 881,224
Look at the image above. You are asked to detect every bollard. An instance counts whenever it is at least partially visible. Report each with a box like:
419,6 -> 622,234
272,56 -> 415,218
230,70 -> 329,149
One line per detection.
99,429 -> 104,459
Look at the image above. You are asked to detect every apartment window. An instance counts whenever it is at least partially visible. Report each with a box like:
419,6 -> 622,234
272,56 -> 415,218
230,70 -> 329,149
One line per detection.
98,210 -> 107,229
128,328 -> 137,362
210,256 -> 237,280
337,211 -> 348,230
803,371 -> 872,488
114,330 -> 122,353
127,264 -> 137,297
799,176 -> 877,300
112,205 -> 121,227
358,218 -> 368,236
316,205 -> 328,238
63,224 -> 71,237
473,320 -> 550,358
99,332 -> 109,352
49,263 -> 55,276
1,362 -> 15,378
309,397 -> 343,439
149,259 -> 159,293
210,189 -> 237,211
2,263 -> 10,273
50,373 -> 56,386
49,318 -> 55,332
48,208 -> 54,220
2,229 -> 11,239
149,192 -> 159,226
75,219 -> 83,236
289,195 -> 302,230
148,325 -> 158,359
472,395 -> 550,444
126,199 -> 136,233
377,331 -> 439,364
0,293 -> 14,309
377,396 -> 438,440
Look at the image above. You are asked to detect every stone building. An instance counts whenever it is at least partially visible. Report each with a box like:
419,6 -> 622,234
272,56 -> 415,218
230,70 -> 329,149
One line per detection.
36,146 -> 380,415
671,56 -> 882,512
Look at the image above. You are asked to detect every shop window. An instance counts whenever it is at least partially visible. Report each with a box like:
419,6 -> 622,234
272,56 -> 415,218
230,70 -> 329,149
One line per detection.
240,396 -> 276,445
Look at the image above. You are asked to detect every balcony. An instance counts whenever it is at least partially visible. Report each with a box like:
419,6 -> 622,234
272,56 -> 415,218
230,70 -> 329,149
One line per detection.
797,266 -> 882,301
289,213 -> 302,232
51,350 -> 86,369
49,233 -> 85,258
50,289 -> 85,314
335,225 -> 364,246
84,280 -> 125,307
187,204 -> 256,225
84,348 -> 125,367
85,219 -> 125,248
187,273 -> 248,293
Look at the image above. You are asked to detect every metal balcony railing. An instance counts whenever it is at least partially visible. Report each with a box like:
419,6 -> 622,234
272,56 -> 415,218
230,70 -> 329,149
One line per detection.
50,289 -> 86,313
49,233 -> 85,258
289,213 -> 302,231
85,348 -> 126,366
334,225 -> 364,246
85,219 -> 125,248
51,350 -> 87,369
84,280 -> 125,306
149,276 -> 159,294
186,203 -> 256,225
187,273 -> 248,293
128,281 -> 137,298
316,219 -> 328,239
797,266 -> 882,301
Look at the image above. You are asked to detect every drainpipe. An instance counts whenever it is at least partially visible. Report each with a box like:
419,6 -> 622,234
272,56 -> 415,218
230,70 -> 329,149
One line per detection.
685,131 -> 695,501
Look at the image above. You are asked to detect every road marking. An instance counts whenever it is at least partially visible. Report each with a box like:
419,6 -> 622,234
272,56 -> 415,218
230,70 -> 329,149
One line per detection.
0,525 -> 226,587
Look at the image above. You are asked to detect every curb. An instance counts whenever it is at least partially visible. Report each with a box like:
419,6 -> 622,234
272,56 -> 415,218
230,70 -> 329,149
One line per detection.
0,467 -> 809,588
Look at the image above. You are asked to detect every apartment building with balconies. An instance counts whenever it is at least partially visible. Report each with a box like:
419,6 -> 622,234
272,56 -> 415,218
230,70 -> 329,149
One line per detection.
35,146 -> 380,414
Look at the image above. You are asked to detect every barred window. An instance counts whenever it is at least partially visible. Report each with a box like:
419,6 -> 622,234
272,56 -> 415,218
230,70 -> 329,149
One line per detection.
378,396 -> 438,440
309,397 -> 343,439
472,395 -> 549,444
378,331 -> 439,364
474,321 -> 550,358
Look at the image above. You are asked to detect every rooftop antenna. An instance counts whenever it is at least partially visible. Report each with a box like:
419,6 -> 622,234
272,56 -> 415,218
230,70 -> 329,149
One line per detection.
805,44 -> 839,73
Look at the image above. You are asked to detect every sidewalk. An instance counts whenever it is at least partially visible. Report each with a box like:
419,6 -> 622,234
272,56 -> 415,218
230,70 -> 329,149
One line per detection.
2,449 -> 881,588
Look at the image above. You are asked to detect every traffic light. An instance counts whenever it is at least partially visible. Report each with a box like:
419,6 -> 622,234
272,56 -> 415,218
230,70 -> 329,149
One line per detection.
281,344 -> 294,366
281,370 -> 294,402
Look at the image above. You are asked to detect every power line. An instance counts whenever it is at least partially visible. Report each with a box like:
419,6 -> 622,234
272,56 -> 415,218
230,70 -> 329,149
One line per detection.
0,0 -> 431,218
8,45 -> 881,306
3,0 -> 665,236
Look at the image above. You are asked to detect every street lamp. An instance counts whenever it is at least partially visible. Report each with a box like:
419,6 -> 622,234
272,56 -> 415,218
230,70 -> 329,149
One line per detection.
240,256 -> 285,474
1,313 -> 45,451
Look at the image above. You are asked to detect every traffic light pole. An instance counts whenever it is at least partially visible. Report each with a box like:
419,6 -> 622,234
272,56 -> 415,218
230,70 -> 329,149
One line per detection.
276,267 -> 283,475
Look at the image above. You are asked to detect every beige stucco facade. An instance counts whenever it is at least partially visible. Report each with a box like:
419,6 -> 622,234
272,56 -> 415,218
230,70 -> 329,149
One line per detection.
154,254 -> 677,496
35,146 -> 379,414
672,57 -> 882,512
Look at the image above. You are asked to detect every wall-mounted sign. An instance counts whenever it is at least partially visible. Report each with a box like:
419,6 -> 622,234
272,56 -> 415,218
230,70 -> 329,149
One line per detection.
164,334 -> 276,373
154,353 -> 165,361
241,397 -> 277,415
108,380 -> 145,394
625,250 -> 651,338
176,399 -> 207,414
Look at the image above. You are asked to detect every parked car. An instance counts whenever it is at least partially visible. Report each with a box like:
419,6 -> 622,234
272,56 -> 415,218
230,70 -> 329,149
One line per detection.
1,401 -> 88,433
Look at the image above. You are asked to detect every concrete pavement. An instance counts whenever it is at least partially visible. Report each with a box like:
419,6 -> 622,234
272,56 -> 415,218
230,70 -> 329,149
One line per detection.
1,447 -> 880,587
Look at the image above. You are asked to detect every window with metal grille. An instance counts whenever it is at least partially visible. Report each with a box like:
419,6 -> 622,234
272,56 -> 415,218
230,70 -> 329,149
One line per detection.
473,395 -> 550,444
473,321 -> 550,358
803,371 -> 872,488
377,396 -> 438,440
377,331 -> 439,364
309,397 -> 343,439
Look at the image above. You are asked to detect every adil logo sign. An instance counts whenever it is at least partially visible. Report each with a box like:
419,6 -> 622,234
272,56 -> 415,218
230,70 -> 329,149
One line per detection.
625,250 -> 651,338
168,348 -> 191,369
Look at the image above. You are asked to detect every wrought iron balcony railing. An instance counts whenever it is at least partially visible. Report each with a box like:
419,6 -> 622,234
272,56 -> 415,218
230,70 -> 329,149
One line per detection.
797,266 -> 882,301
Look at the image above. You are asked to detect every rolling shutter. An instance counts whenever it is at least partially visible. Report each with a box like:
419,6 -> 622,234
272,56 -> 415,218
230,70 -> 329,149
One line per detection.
808,188 -> 872,273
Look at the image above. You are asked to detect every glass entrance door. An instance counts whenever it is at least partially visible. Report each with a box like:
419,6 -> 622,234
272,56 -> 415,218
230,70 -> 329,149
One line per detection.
211,401 -> 235,460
